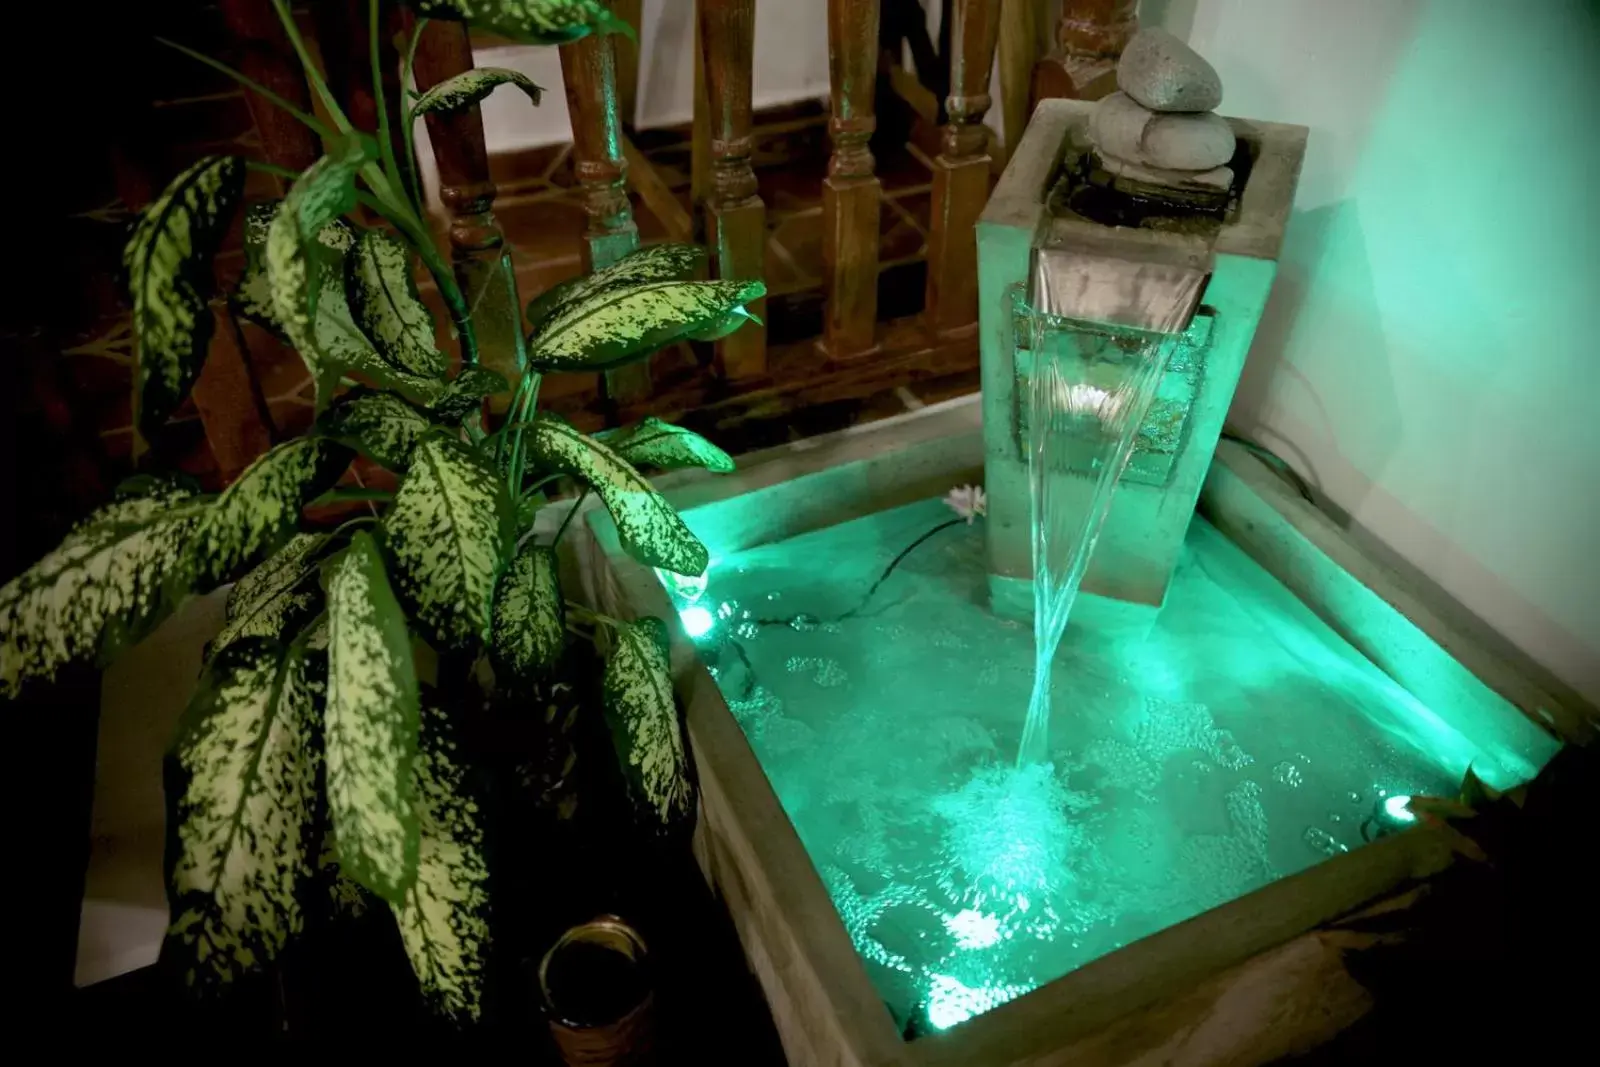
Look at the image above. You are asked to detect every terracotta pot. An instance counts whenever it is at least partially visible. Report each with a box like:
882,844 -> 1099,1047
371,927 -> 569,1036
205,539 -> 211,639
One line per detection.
540,916 -> 656,1066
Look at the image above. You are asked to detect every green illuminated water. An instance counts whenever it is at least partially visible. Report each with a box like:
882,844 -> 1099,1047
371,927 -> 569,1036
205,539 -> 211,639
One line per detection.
667,498 -> 1543,1036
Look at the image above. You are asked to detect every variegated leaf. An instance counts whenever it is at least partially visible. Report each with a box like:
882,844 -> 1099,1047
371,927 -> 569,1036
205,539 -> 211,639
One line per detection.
525,242 -> 706,334
347,229 -> 448,380
602,617 -> 692,827
212,532 -> 330,654
409,0 -> 629,45
124,155 -> 245,437
239,203 -> 445,406
392,698 -> 490,1023
687,304 -> 763,342
318,388 -> 436,471
600,416 -> 735,474
525,414 -> 707,576
490,543 -> 563,681
388,433 -> 507,650
166,636 -> 323,989
412,66 -> 542,119
0,485 -> 209,697
431,367 -> 510,423
266,135 -> 376,401
327,531 -> 420,903
185,438 -> 351,589
527,278 -> 765,373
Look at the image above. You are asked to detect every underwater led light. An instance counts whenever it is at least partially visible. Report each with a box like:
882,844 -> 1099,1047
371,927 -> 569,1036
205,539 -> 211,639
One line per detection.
679,605 -> 715,638
1382,794 -> 1416,824
944,909 -> 1003,951
657,565 -> 710,603
924,973 -> 1029,1032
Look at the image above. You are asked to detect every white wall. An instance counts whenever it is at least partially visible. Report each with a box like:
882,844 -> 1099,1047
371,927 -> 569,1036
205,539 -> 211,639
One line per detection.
1148,0 -> 1600,701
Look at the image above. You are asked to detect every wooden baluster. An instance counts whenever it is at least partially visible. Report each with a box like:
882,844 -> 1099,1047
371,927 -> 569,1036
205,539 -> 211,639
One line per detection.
820,0 -> 882,362
998,0 -> 1049,159
560,30 -> 648,405
411,19 -> 524,389
196,0 -> 313,476
1034,0 -> 1138,103
698,0 -> 766,382
925,0 -> 1003,336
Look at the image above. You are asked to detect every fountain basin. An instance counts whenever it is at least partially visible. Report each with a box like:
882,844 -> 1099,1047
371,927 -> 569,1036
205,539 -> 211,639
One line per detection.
571,396 -> 1583,1067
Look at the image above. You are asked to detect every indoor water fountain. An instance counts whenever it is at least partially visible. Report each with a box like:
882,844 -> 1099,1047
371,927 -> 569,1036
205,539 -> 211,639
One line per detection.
579,29 -> 1575,1065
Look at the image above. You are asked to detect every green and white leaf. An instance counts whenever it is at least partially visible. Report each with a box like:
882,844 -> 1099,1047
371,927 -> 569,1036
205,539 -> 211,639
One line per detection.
431,367 -> 510,423
392,698 -> 490,1024
602,617 -> 693,826
525,414 -> 708,576
318,388 -> 436,471
687,304 -> 763,342
388,433 -> 507,650
527,278 -> 765,374
347,229 -> 448,380
490,544 -> 563,681
239,203 -> 444,406
600,416 -> 735,474
166,636 -> 324,989
125,154 -> 245,437
266,134 -> 376,400
327,531 -> 420,903
411,66 -> 542,118
525,242 -> 705,334
409,0 -> 630,45
0,485 -> 208,698
185,438 -> 351,589
213,532 -> 330,654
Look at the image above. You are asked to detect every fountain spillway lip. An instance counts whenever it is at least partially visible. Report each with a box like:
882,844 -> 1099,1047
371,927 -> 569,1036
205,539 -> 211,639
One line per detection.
1028,233 -> 1210,336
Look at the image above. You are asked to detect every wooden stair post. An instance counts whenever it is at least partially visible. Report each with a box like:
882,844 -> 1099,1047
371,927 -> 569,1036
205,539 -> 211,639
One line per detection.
925,0 -> 1002,336
819,0 -> 882,362
698,0 -> 767,382
198,0 -> 311,477
411,19 -> 524,390
560,29 -> 648,405
1033,0 -> 1139,104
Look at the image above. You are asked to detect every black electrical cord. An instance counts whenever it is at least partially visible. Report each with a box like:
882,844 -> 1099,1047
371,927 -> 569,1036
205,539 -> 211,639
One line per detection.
711,516 -> 971,701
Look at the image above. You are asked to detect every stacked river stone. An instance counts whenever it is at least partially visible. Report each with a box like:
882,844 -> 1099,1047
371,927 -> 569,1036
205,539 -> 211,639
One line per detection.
1089,28 -> 1236,192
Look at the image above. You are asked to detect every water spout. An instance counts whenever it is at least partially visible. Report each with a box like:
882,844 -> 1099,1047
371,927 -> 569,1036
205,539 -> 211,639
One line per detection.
1014,296 -> 1184,768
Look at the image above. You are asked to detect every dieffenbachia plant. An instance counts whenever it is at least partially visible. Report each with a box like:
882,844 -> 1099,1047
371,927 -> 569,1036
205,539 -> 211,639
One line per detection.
0,0 -> 757,1025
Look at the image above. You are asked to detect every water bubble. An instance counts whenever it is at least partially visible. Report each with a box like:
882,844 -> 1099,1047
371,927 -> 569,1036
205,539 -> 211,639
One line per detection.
1271,761 -> 1303,789
791,612 -> 821,632
1303,827 -> 1349,857
1347,791 -> 1363,805
716,600 -> 740,620
735,621 -> 760,640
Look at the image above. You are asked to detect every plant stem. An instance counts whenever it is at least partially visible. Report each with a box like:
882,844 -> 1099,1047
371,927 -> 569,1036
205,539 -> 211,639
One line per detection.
368,0 -> 402,195
271,0 -> 353,134
552,489 -> 589,547
400,17 -> 430,215
157,38 -> 335,141
313,486 -> 395,506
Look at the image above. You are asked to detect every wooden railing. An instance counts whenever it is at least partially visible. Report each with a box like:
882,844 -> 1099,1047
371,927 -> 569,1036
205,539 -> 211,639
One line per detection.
199,0 -> 1136,472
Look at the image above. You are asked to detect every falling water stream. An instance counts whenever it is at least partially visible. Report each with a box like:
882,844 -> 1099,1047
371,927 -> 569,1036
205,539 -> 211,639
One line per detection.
1016,304 -> 1177,767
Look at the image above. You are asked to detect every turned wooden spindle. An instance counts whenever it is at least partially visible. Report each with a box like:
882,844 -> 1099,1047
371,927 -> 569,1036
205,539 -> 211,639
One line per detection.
925,0 -> 1002,335
560,29 -> 648,404
1034,0 -> 1138,104
698,0 -> 766,382
192,0 -> 309,476
411,19 -> 525,388
819,0 -> 882,361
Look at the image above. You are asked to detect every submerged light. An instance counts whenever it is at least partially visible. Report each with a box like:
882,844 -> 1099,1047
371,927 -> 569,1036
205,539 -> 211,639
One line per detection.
679,605 -> 715,639
1382,794 -> 1416,824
